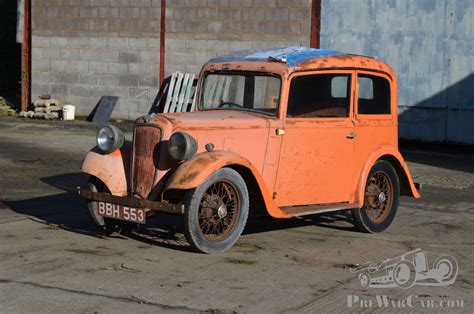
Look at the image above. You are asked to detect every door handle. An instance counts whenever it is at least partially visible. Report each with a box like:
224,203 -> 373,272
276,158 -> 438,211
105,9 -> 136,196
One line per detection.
346,132 -> 357,139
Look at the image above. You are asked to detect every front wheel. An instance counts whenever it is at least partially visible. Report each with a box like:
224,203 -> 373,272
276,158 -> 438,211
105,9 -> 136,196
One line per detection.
183,168 -> 249,253
352,160 -> 400,233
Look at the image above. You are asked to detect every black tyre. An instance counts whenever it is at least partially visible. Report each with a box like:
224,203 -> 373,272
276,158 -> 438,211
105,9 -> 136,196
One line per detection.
86,176 -> 135,235
352,160 -> 400,233
183,168 -> 249,253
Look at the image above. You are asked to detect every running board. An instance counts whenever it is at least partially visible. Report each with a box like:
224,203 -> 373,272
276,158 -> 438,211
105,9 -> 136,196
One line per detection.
280,202 -> 357,217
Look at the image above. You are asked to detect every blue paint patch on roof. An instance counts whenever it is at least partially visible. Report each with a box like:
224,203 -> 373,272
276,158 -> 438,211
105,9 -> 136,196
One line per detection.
207,46 -> 344,67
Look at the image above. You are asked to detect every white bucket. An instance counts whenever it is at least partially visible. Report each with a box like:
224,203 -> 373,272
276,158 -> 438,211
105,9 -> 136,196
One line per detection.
62,105 -> 75,120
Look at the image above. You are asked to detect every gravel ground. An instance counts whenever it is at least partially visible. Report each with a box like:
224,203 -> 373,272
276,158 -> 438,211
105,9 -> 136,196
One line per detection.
0,117 -> 472,313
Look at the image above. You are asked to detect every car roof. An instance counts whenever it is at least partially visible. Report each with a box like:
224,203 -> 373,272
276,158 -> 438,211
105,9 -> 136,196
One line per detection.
205,46 -> 394,78
207,46 -> 344,67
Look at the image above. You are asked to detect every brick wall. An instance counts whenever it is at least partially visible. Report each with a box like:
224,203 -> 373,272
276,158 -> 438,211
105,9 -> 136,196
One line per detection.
31,0 -> 312,119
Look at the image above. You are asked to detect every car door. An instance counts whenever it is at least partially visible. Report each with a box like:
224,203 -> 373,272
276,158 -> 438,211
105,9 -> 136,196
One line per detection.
273,70 -> 357,207
353,71 -> 397,176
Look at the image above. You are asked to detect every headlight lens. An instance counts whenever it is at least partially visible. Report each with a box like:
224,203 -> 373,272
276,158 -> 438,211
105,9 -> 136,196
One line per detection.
168,132 -> 197,160
96,125 -> 124,153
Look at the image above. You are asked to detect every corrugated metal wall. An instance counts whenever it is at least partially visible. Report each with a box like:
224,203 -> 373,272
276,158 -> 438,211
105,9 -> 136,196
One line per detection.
320,0 -> 474,144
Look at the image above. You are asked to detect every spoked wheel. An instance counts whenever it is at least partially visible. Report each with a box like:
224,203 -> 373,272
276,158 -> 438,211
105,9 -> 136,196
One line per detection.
365,171 -> 393,224
198,180 -> 241,242
183,168 -> 249,253
352,160 -> 400,233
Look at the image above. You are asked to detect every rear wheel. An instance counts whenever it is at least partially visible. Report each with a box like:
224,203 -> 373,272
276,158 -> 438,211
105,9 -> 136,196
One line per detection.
352,160 -> 400,233
183,168 -> 249,253
86,177 -> 136,235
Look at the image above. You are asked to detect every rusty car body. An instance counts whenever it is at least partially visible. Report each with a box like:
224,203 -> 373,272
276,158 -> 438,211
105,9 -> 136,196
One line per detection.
79,47 -> 420,253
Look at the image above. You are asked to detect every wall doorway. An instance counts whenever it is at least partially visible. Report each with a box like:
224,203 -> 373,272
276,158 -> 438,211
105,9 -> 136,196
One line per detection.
0,0 -> 23,109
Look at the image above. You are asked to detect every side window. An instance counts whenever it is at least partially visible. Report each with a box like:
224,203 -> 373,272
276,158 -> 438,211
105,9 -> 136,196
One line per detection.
357,75 -> 391,114
287,74 -> 351,118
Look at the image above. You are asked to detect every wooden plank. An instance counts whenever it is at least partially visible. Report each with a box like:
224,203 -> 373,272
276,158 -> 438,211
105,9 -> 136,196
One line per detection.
202,75 -> 214,106
176,73 -> 190,112
181,74 -> 195,112
169,72 -> 184,113
222,76 -> 231,101
208,75 -> 220,106
190,88 -> 197,112
213,76 -> 226,105
162,72 -> 177,113
205,75 -> 218,103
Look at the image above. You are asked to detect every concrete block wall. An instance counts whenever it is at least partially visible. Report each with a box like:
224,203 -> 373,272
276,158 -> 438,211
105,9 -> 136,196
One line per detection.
31,0 -> 312,119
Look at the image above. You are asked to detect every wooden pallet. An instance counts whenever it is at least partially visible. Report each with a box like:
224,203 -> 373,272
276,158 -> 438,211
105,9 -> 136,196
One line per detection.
162,72 -> 196,113
0,97 -> 16,116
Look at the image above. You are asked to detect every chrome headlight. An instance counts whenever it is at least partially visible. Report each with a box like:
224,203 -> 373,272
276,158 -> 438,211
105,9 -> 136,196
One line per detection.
168,132 -> 197,160
96,125 -> 124,153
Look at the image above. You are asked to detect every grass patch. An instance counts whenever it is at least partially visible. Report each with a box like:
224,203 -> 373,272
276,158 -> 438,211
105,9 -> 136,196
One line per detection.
224,258 -> 257,265
233,242 -> 262,249
291,255 -> 301,263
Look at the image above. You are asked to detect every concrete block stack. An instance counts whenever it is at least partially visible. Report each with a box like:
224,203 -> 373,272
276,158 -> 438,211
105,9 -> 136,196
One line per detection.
19,96 -> 62,119
32,98 -> 62,119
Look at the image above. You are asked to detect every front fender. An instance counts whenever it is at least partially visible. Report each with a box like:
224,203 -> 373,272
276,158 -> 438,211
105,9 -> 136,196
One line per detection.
164,151 -> 290,218
355,145 -> 420,207
81,142 -> 131,196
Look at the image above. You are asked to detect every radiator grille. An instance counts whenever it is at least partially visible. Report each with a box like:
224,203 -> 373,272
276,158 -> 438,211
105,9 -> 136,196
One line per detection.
131,125 -> 162,199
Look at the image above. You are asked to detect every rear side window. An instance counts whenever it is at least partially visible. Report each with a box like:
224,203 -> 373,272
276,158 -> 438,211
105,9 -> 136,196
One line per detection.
287,74 -> 351,118
357,75 -> 391,114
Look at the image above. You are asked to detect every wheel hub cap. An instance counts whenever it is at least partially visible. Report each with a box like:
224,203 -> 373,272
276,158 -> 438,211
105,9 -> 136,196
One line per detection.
217,204 -> 227,219
364,171 -> 393,224
378,191 -> 387,203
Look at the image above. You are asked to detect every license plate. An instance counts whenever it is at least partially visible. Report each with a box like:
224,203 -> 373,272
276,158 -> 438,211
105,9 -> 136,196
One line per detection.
98,202 -> 146,224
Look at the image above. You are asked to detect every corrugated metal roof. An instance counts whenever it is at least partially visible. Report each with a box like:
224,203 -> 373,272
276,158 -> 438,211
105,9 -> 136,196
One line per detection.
207,46 -> 344,67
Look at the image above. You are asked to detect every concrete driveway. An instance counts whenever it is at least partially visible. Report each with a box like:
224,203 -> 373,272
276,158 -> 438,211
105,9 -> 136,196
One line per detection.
0,117 -> 472,312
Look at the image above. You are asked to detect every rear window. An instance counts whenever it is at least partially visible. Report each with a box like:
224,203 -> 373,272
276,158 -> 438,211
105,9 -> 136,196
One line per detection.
357,75 -> 391,114
287,74 -> 351,118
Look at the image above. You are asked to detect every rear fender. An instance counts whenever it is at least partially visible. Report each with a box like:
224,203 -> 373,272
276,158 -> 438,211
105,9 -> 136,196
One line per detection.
355,145 -> 420,207
81,142 -> 131,196
163,151 -> 290,218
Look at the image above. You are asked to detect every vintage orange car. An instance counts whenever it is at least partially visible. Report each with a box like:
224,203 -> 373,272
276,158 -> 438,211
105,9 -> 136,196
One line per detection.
79,47 -> 420,253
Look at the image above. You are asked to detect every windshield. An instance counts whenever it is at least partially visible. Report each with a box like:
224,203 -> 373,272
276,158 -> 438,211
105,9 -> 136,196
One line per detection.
200,72 -> 281,115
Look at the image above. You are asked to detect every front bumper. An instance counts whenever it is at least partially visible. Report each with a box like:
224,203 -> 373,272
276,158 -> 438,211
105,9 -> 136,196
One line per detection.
78,188 -> 184,214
